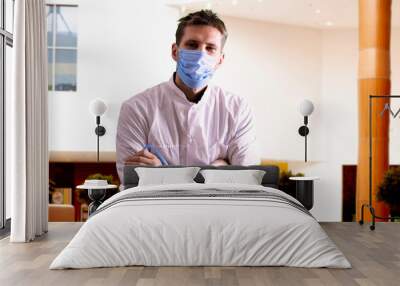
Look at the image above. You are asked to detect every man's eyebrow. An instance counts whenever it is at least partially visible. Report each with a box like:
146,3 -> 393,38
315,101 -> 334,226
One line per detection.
184,39 -> 218,47
184,39 -> 199,44
206,43 -> 217,47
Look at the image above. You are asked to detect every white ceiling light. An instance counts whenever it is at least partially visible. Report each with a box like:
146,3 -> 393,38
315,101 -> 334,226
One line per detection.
206,2 -> 212,9
325,21 -> 334,26
166,0 -> 399,29
180,5 -> 186,13
315,9 -> 321,14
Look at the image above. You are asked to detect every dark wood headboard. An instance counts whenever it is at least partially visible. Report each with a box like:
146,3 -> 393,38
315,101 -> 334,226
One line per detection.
122,165 -> 280,190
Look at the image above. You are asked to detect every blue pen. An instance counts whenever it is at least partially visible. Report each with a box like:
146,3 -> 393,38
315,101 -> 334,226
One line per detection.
143,144 -> 169,166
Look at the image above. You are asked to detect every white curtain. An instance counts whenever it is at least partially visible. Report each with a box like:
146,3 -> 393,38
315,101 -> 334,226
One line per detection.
9,0 -> 49,242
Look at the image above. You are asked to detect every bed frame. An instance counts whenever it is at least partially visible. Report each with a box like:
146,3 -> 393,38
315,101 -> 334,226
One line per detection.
122,165 -> 313,211
86,165 -> 314,215
122,165 -> 280,190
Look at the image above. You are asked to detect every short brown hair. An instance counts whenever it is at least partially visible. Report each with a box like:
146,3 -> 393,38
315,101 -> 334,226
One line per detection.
175,10 -> 228,48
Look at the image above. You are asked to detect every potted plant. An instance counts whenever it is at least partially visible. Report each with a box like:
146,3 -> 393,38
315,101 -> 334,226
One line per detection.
278,170 -> 304,198
377,167 -> 400,219
85,173 -> 116,185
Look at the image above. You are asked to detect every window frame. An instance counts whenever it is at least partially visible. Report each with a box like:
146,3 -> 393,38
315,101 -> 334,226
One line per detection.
0,0 -> 14,233
46,2 -> 78,94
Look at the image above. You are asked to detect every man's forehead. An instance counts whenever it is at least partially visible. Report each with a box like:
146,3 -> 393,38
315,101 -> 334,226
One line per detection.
181,25 -> 223,44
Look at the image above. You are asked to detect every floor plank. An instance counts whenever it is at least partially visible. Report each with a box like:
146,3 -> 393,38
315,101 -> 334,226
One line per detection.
0,222 -> 399,286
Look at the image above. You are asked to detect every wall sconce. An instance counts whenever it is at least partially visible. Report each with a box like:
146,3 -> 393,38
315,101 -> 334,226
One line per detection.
298,99 -> 314,162
89,98 -> 107,162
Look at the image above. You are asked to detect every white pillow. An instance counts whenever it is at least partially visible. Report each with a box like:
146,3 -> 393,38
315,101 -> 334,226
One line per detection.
135,167 -> 201,186
200,169 -> 266,185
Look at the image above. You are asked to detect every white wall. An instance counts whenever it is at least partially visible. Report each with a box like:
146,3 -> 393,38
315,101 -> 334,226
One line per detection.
282,29 -> 359,221
48,0 -> 179,152
389,29 -> 400,162
303,28 -> 400,222
213,17 -> 323,162
49,1 -> 323,162
46,0 -> 400,221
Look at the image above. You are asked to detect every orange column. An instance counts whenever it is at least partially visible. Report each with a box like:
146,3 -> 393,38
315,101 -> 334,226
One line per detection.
356,0 -> 391,222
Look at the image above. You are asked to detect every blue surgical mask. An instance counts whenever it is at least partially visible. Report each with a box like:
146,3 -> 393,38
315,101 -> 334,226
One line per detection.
176,49 -> 218,89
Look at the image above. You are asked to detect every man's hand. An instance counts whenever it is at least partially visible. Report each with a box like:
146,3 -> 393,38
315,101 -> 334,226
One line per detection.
211,158 -> 229,166
124,148 -> 162,166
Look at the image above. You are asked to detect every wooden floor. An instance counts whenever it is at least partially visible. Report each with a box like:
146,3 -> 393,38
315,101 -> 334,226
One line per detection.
0,222 -> 399,286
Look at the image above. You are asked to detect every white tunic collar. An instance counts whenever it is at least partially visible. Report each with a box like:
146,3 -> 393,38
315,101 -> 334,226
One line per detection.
166,73 -> 212,108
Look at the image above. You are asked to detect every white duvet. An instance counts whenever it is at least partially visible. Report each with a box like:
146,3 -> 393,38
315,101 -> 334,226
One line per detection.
50,183 -> 351,269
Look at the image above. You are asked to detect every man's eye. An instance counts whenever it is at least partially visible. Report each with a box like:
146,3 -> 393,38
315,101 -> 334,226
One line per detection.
187,43 -> 197,48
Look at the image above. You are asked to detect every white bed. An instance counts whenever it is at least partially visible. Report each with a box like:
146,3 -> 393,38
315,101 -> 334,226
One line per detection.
49,183 -> 351,269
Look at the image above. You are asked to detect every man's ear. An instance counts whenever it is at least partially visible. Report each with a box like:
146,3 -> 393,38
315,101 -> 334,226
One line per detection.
172,43 -> 178,62
215,52 -> 225,69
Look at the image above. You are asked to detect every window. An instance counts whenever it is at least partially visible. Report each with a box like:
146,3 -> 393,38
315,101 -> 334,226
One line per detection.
46,4 -> 78,92
1,0 -> 14,233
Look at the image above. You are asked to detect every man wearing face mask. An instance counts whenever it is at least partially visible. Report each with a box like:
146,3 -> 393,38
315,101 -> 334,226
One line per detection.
116,10 -> 260,184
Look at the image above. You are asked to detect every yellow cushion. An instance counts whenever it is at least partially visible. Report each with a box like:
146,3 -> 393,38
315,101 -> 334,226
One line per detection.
260,160 -> 288,173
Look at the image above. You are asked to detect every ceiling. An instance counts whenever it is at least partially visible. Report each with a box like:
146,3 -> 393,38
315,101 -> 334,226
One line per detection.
166,0 -> 400,29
